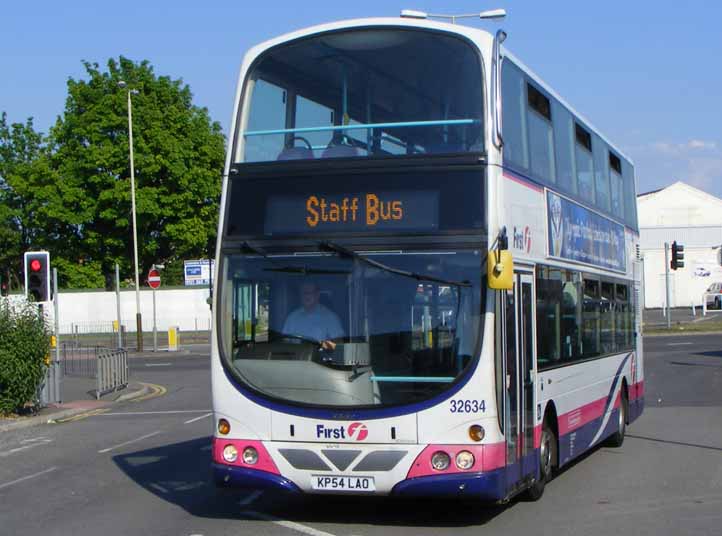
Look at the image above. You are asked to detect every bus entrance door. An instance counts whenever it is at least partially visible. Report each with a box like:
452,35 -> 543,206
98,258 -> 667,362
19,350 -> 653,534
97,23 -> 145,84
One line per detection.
502,271 -> 536,495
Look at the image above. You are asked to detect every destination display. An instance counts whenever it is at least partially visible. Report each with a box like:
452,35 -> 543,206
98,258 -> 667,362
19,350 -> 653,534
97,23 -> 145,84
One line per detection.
264,191 -> 439,234
224,167 -> 485,237
547,191 -> 625,271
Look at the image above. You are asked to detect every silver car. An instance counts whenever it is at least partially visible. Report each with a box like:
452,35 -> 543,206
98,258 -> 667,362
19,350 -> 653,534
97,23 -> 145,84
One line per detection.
705,282 -> 722,309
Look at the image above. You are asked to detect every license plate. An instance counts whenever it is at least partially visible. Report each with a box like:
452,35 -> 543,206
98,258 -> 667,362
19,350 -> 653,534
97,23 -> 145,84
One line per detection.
312,475 -> 375,492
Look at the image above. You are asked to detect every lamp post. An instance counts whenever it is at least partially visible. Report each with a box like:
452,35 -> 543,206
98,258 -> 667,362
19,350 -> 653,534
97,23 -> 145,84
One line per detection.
119,80 -> 143,351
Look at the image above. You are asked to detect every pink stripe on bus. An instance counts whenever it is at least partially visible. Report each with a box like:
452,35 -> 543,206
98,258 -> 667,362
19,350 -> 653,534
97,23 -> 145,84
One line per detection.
406,443 -> 507,479
502,172 -> 544,193
212,437 -> 280,474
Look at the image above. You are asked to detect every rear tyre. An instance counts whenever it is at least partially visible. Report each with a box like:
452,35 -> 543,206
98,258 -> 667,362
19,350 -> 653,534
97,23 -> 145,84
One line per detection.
607,390 -> 628,447
525,420 -> 556,501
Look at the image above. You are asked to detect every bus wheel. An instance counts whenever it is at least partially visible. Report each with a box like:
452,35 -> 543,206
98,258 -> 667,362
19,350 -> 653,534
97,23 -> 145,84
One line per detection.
525,421 -> 555,501
607,390 -> 628,447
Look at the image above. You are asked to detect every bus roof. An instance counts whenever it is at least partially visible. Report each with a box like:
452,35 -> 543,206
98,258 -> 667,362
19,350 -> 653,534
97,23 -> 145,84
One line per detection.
231,16 -> 633,166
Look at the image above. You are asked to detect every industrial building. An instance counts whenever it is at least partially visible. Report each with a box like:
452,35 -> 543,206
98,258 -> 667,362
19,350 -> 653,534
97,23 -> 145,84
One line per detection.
638,181 -> 722,309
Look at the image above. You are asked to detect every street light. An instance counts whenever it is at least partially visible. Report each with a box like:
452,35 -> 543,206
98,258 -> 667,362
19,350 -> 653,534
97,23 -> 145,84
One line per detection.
118,80 -> 143,351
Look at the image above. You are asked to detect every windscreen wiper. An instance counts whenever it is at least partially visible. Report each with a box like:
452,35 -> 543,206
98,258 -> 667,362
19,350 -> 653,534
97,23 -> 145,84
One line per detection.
319,241 -> 471,288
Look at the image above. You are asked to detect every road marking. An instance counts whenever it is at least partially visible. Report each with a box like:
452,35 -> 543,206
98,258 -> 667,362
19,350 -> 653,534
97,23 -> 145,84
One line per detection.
242,511 -> 337,536
100,410 -> 211,416
50,408 -> 109,424
0,467 -> 58,491
145,363 -> 171,367
667,342 -> 693,346
98,431 -> 162,453
131,383 -> 167,402
149,482 -> 169,494
0,438 -> 54,457
184,412 -> 212,424
239,490 -> 263,506
20,437 -> 50,443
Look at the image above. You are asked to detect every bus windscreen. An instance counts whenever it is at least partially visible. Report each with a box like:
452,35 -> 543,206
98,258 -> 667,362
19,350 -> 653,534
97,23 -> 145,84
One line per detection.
238,28 -> 483,162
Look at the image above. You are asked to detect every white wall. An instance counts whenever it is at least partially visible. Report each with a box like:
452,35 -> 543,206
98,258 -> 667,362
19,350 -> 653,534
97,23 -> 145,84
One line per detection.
57,288 -> 212,333
642,247 -> 722,308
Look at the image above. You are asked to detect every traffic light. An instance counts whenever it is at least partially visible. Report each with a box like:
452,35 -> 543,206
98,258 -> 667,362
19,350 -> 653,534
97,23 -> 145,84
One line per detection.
24,251 -> 51,302
671,241 -> 685,270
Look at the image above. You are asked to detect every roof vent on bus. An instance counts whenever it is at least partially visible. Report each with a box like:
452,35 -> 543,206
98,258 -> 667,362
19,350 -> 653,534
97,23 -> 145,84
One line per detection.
400,8 -> 506,23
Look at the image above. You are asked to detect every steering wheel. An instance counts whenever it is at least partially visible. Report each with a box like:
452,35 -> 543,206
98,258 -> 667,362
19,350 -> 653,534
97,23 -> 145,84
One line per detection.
290,136 -> 312,150
281,333 -> 319,346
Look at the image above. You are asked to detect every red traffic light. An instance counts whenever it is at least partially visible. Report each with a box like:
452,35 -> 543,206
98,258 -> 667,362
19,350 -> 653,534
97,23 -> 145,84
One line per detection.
30,259 -> 42,272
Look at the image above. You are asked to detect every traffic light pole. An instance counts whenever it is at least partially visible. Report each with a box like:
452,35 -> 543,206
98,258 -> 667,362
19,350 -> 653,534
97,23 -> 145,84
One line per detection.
664,242 -> 671,329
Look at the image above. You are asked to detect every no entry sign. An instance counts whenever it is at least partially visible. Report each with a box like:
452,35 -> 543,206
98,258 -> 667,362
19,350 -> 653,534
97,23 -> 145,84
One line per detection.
147,268 -> 161,289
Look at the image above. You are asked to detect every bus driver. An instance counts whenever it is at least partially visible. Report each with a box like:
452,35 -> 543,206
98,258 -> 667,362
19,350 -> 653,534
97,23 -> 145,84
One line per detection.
282,282 -> 344,350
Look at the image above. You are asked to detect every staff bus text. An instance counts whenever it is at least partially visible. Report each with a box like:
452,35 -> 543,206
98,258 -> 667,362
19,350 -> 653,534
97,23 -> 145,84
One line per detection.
306,194 -> 404,228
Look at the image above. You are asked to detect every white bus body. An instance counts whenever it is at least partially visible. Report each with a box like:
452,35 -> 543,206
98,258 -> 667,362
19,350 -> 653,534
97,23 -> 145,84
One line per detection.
211,16 -> 643,502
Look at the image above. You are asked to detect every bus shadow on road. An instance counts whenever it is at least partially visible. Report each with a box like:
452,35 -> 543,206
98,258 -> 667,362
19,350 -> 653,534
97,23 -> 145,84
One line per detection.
112,436 -> 516,528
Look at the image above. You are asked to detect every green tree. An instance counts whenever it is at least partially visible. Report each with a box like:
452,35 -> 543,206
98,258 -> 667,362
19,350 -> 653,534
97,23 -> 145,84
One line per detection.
0,113 -> 53,290
47,57 -> 225,289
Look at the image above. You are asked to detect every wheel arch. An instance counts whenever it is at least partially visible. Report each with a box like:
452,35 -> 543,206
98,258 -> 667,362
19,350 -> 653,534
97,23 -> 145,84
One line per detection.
541,400 -> 559,467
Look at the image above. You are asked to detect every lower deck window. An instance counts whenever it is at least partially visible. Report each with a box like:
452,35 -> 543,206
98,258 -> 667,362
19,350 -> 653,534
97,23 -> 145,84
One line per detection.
536,266 -> 634,369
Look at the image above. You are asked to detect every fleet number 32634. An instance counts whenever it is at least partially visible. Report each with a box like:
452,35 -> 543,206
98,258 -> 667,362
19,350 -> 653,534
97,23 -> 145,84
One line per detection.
449,399 -> 486,413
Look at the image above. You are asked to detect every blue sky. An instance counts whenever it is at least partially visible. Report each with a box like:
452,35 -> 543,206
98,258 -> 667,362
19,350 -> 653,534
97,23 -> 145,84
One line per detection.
2,0 -> 721,197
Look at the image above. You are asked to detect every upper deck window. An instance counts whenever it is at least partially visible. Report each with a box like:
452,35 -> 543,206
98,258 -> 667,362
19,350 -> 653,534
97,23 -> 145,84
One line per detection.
238,29 -> 484,163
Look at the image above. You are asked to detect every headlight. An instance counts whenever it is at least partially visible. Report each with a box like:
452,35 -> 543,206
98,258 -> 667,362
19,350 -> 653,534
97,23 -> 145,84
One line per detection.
455,450 -> 475,470
222,445 -> 238,463
242,446 -> 259,465
430,451 -> 450,471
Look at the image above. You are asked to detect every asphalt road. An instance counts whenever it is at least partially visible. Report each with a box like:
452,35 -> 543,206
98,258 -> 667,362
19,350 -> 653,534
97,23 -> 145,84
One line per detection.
1,336 -> 721,536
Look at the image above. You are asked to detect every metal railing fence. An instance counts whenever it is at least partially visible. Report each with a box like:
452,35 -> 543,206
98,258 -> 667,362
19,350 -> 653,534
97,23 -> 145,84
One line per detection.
96,347 -> 128,399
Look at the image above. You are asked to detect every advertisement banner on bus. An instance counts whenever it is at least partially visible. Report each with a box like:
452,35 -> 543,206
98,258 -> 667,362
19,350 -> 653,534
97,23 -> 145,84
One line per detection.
547,191 -> 625,271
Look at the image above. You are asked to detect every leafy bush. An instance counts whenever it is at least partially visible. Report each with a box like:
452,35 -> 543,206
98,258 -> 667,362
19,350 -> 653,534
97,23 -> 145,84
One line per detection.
0,300 -> 51,415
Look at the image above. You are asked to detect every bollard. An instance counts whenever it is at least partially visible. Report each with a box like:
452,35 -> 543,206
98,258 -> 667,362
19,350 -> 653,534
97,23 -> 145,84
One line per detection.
692,301 -> 696,317
168,326 -> 180,352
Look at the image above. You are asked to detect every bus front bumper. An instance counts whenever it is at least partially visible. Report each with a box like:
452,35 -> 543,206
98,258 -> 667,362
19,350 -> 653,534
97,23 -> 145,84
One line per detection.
213,463 -> 301,492
214,462 -> 504,500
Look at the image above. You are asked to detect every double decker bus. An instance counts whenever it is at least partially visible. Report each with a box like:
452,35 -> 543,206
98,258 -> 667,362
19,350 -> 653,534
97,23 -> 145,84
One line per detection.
211,13 -> 643,502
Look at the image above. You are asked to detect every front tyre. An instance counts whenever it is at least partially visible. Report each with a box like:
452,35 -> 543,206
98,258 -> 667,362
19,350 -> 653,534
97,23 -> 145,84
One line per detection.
525,421 -> 556,501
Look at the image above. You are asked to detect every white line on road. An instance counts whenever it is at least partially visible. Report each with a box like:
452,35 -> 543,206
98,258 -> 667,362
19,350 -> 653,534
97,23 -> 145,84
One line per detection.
0,439 -> 54,457
99,410 -> 212,416
184,412 -> 213,424
145,363 -> 171,367
238,490 -> 263,506
667,342 -> 693,346
242,511 -> 337,536
98,431 -> 161,453
20,437 -> 49,443
0,467 -> 58,491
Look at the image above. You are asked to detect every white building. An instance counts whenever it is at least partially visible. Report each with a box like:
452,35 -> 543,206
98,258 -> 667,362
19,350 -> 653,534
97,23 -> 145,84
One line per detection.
638,181 -> 722,308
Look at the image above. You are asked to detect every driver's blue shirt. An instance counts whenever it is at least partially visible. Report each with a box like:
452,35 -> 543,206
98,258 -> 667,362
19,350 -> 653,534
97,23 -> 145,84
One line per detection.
282,304 -> 344,342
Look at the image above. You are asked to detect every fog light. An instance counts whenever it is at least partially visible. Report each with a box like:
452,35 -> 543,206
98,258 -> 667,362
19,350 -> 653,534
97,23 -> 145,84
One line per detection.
468,424 -> 485,442
242,446 -> 259,465
455,450 -> 475,470
430,451 -> 450,471
218,418 -> 230,435
222,444 -> 238,463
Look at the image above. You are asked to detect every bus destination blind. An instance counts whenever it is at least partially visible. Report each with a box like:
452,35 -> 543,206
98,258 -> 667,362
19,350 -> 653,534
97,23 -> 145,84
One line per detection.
264,191 -> 440,234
